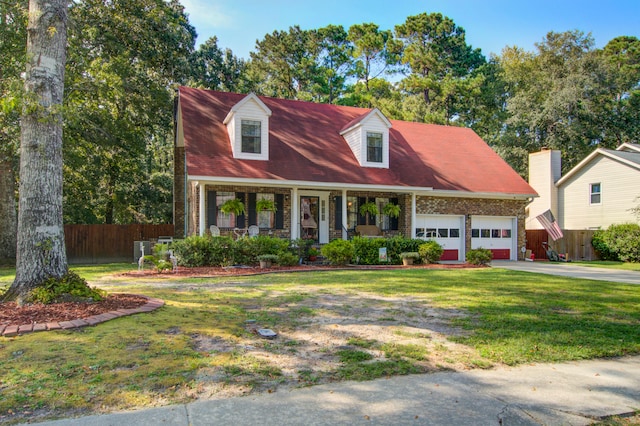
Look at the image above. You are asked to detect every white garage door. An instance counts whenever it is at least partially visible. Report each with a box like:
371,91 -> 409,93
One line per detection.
415,215 -> 464,261
471,216 -> 516,260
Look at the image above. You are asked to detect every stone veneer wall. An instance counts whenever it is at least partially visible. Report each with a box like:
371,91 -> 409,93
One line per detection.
416,196 -> 530,260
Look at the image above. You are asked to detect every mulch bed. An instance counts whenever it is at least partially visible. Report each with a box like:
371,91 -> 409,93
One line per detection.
0,294 -> 149,328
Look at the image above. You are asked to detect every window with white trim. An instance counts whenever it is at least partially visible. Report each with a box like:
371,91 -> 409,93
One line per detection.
366,132 -> 383,163
241,120 -> 261,154
590,183 -> 601,205
216,192 -> 236,228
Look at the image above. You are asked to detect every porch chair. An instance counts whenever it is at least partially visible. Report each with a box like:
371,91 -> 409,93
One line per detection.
248,225 -> 259,238
209,225 -> 220,237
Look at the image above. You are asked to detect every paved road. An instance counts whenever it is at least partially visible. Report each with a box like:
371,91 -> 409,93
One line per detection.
492,260 -> 640,284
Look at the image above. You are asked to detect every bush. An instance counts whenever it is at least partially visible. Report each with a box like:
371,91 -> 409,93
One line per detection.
29,271 -> 106,304
591,230 -> 618,261
351,236 -> 422,265
418,240 -> 444,264
466,248 -> 493,266
601,223 -> 640,262
277,251 -> 299,266
321,239 -> 354,265
172,235 -> 234,267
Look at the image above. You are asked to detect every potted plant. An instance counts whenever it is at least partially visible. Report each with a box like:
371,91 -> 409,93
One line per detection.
359,201 -> 379,224
383,202 -> 401,218
257,254 -> 278,268
220,198 -> 245,216
307,247 -> 319,261
256,197 -> 277,212
399,252 -> 420,266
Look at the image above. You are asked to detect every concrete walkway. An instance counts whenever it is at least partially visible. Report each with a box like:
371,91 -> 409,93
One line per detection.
491,260 -> 640,285
33,356 -> 640,425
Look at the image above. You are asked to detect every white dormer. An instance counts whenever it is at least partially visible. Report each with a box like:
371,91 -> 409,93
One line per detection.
339,109 -> 392,168
223,93 -> 272,161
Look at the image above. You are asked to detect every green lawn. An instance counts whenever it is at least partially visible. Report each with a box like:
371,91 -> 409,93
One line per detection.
573,261 -> 640,271
0,265 -> 639,423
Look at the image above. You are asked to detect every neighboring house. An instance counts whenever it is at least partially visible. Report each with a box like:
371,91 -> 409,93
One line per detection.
174,87 -> 536,261
527,143 -> 640,230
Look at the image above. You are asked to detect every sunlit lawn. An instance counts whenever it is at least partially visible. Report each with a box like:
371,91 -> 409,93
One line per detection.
0,264 -> 639,423
573,260 -> 640,271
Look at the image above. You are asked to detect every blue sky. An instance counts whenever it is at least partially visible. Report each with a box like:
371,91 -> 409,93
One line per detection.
181,0 -> 640,59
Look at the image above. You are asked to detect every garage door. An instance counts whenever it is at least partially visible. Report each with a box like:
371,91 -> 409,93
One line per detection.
415,215 -> 464,261
471,216 -> 516,260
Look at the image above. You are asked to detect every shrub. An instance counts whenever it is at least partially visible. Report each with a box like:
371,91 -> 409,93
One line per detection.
277,251 -> 299,266
601,223 -> 640,263
172,235 -> 234,267
29,271 -> 106,304
466,248 -> 493,266
321,239 -> 354,265
418,240 -> 444,264
591,230 -> 618,261
351,236 -> 422,265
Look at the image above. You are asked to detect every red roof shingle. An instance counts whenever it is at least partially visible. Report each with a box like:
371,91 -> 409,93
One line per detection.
178,87 -> 536,196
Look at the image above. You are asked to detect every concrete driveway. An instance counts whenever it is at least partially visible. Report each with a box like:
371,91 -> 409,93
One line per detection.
491,260 -> 640,284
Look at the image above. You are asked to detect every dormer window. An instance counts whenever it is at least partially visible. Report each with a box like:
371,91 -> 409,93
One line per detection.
367,132 -> 383,163
340,108 -> 391,169
223,93 -> 271,161
241,120 -> 261,154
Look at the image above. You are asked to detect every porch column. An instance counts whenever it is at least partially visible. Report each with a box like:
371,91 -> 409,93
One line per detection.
198,182 -> 206,236
411,193 -> 417,238
291,187 -> 299,240
342,189 -> 348,240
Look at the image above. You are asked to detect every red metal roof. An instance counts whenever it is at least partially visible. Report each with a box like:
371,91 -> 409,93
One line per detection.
178,87 -> 536,196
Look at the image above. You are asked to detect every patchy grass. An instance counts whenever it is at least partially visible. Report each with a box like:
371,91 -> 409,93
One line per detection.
573,261 -> 640,271
1,265 -> 639,423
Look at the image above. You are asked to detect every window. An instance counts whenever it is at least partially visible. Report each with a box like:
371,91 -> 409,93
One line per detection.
216,192 -> 236,228
347,196 -> 358,229
366,132 -> 383,163
241,120 -> 261,153
438,228 -> 449,238
590,183 -> 601,204
256,193 -> 274,228
481,229 -> 490,238
471,229 -> 479,238
450,228 -> 460,238
501,229 -> 511,238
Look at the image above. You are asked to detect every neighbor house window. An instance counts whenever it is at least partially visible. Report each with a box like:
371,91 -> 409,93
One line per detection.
366,132 -> 383,163
590,183 -> 601,204
241,120 -> 261,153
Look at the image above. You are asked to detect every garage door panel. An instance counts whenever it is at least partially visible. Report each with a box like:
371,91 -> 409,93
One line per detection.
416,215 -> 464,261
471,216 -> 515,260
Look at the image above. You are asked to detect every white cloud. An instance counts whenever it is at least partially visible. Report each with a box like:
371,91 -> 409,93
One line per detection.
181,0 -> 235,30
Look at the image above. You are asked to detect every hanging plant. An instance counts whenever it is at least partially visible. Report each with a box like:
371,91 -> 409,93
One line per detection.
383,202 -> 401,218
256,198 -> 277,212
220,198 -> 245,216
359,201 -> 379,217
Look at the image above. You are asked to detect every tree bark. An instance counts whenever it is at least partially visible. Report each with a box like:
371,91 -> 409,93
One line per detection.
0,157 -> 17,265
3,0 -> 68,304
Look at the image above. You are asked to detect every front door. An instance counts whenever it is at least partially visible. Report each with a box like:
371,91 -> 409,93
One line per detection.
299,192 -> 329,243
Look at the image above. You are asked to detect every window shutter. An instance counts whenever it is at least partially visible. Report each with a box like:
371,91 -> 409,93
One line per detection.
235,192 -> 246,228
275,194 -> 284,229
248,193 -> 257,226
207,190 -> 217,226
334,196 -> 342,230
390,197 -> 399,230
358,197 -> 367,225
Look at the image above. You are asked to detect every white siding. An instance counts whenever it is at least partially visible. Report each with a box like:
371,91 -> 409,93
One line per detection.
226,97 -> 270,161
342,127 -> 362,163
559,156 -> 640,229
341,110 -> 390,168
527,150 -> 560,229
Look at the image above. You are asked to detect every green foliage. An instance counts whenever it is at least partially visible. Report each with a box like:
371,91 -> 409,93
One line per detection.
358,201 -> 379,217
28,271 -> 106,304
219,198 -> 245,216
382,202 -> 401,218
172,236 -> 234,267
257,254 -> 279,262
256,198 -> 277,212
591,230 -> 619,261
418,240 -> 444,263
277,251 -> 299,266
351,236 -> 422,265
599,224 -> 640,263
321,239 -> 354,265
336,349 -> 373,363
466,248 -> 493,266
399,252 -> 420,259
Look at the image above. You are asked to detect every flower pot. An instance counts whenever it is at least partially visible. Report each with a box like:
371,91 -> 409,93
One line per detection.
402,258 -> 414,266
259,260 -> 272,268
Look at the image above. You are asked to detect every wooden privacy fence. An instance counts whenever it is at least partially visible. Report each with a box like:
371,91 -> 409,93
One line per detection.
65,224 -> 174,264
526,229 -> 597,261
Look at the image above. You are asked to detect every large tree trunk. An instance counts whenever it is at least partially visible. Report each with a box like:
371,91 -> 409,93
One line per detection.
2,0 -> 68,304
0,157 -> 17,265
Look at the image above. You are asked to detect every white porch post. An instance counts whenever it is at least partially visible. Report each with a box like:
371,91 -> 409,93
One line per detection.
291,187 -> 299,240
198,182 -> 205,236
411,193 -> 417,238
342,189 -> 348,240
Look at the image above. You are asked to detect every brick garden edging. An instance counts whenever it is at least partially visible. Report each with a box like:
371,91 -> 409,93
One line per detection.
0,295 -> 164,338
